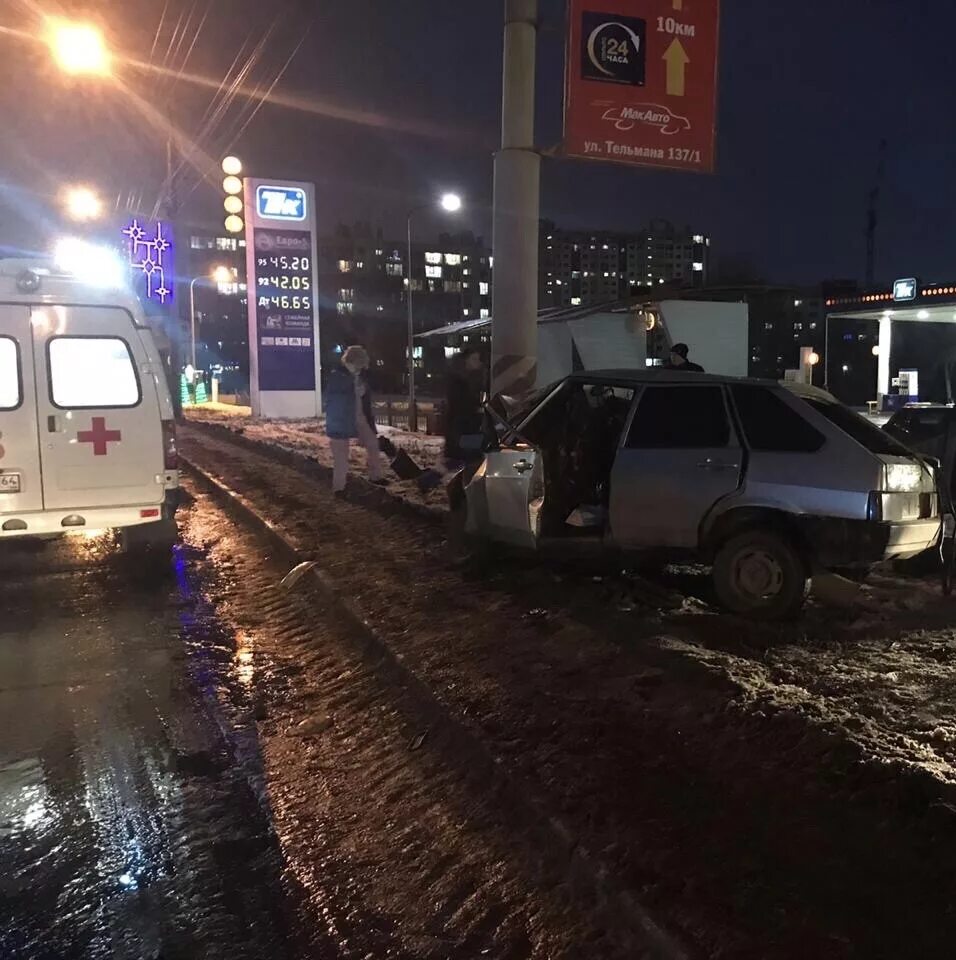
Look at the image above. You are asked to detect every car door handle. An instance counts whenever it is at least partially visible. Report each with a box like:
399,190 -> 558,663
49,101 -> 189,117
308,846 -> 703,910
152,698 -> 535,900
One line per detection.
697,458 -> 738,471
513,459 -> 534,473
47,415 -> 58,433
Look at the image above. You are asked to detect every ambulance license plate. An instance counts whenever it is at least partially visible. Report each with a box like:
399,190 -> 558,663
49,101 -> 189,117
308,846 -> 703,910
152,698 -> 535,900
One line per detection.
0,473 -> 21,494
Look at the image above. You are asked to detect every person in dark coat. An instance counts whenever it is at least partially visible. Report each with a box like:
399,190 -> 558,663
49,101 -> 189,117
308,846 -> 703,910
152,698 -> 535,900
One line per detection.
324,346 -> 386,493
443,347 -> 484,463
663,342 -> 704,372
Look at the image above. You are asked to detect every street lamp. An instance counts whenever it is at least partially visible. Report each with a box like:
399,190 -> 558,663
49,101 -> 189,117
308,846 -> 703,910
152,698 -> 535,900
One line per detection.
62,185 -> 102,222
189,266 -> 233,369
406,192 -> 462,429
47,19 -> 111,76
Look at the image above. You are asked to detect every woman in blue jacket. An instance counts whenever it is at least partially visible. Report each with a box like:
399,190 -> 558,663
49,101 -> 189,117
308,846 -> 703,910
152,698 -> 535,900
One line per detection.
325,346 -> 387,494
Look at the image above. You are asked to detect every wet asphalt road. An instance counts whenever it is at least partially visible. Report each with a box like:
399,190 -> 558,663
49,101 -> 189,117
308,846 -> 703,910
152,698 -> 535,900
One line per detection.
0,529 -> 298,960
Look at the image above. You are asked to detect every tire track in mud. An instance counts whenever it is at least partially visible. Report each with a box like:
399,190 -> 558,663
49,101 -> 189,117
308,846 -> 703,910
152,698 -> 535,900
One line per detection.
181,423 -> 956,960
181,480 -> 645,959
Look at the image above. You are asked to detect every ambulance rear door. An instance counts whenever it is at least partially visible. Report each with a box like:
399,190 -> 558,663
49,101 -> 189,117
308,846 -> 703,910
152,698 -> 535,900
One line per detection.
0,304 -> 43,515
31,305 -> 165,511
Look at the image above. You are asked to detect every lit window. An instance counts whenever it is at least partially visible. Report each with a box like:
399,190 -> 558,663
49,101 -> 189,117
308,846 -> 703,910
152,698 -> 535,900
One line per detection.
463,308 -> 471,317
338,260 -> 352,273
336,302 -> 354,314
49,335 -> 139,408
385,262 -> 403,277
216,237 -> 238,251
0,337 -> 21,409
463,268 -> 472,276
425,252 -> 442,265
338,288 -> 354,300
375,249 -> 384,256
480,308 -> 490,318
571,297 -> 582,306
444,253 -> 461,266
602,244 -> 609,250
693,234 -> 704,243
425,265 -> 442,279
488,256 -> 493,268
444,280 -> 462,293
794,299 -> 803,307
376,305 -> 384,312
355,261 -> 364,269
479,281 -> 489,295
217,282 -> 239,296
692,262 -> 704,271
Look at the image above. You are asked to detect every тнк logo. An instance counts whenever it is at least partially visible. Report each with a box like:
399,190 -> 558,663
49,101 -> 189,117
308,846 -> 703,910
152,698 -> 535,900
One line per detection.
256,185 -> 307,222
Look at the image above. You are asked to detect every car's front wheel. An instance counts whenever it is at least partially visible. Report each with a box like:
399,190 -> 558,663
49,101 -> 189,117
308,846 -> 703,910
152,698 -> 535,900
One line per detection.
712,529 -> 808,620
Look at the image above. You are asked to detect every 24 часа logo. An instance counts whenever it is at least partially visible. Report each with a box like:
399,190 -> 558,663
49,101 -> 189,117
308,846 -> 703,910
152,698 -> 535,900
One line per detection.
256,185 -> 307,222
581,12 -> 645,86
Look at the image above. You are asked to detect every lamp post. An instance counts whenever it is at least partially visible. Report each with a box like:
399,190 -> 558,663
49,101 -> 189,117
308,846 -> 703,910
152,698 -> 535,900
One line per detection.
189,266 -> 233,369
406,192 -> 462,430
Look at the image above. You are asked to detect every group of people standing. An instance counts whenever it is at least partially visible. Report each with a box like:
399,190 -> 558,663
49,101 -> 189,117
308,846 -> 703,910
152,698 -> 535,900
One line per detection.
323,344 -> 485,493
324,339 -> 702,493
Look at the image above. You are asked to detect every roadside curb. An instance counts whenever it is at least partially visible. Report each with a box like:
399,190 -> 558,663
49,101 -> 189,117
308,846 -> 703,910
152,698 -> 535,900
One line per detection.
181,453 -> 690,960
182,419 -> 445,527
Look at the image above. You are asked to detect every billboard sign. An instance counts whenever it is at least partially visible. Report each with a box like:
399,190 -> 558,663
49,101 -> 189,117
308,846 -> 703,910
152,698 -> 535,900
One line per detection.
564,0 -> 720,173
244,178 -> 321,418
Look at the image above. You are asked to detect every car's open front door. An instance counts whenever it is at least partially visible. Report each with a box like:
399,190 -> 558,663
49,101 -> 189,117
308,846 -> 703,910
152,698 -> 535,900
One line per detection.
465,403 -> 543,548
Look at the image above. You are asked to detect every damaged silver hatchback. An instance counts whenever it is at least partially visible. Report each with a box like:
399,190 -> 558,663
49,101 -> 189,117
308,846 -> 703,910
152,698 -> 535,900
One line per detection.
450,370 -> 940,619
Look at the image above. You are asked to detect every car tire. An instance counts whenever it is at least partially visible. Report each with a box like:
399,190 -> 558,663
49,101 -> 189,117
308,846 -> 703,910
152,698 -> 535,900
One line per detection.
712,529 -> 809,620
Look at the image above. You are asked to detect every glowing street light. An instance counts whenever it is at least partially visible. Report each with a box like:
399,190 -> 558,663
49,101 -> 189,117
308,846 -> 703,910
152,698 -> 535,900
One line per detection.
223,215 -> 244,234
221,156 -> 243,177
222,176 -> 243,195
440,192 -> 463,213
62,185 -> 103,222
47,19 -> 111,77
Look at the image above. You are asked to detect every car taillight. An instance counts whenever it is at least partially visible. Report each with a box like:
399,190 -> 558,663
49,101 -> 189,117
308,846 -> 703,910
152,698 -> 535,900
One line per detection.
162,420 -> 178,470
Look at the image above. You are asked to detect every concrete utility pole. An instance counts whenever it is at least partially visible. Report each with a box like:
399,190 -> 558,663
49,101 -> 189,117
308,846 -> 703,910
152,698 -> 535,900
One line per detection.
491,0 -> 540,397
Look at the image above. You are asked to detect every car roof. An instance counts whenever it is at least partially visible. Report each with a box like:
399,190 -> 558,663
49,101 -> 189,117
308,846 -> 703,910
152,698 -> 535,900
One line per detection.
569,369 -> 779,388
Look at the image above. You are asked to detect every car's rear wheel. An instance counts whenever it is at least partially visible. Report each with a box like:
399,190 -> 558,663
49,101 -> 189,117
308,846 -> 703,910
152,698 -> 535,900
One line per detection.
712,529 -> 808,620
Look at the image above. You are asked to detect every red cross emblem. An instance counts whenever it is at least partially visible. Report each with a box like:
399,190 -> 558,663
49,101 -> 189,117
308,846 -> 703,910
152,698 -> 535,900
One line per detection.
77,417 -> 122,456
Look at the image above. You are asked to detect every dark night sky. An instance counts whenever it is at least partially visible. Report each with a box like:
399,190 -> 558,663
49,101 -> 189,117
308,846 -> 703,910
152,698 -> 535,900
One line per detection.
2,0 -> 955,285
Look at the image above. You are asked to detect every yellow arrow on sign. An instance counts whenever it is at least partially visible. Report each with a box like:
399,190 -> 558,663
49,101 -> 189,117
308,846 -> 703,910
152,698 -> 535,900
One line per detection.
663,38 -> 689,96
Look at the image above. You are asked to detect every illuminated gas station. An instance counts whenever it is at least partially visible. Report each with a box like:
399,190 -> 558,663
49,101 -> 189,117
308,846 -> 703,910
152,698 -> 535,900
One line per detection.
825,277 -> 956,411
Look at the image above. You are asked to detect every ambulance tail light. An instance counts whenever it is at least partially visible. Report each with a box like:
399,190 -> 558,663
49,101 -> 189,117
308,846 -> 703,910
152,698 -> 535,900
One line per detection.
162,420 -> 178,470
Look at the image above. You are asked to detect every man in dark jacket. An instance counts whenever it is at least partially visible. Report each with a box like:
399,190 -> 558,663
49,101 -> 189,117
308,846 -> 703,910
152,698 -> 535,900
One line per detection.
663,342 -> 704,372
444,347 -> 484,463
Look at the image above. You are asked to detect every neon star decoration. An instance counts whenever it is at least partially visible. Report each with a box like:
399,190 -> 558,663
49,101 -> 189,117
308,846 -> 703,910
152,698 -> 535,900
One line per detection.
123,219 -> 173,304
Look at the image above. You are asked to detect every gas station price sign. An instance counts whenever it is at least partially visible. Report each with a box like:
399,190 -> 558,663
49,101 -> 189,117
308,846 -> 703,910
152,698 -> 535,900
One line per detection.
244,177 -> 320,417
251,228 -> 316,389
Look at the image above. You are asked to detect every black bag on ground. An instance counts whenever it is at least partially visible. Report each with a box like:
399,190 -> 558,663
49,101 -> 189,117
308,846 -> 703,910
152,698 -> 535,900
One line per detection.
378,435 -> 398,458
390,448 -> 424,481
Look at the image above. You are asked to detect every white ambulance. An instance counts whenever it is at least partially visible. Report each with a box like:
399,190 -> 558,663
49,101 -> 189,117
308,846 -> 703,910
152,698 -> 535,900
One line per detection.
0,256 -> 179,549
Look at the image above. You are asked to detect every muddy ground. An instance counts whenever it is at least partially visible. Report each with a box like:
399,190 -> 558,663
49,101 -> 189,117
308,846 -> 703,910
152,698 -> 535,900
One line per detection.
182,420 -> 956,959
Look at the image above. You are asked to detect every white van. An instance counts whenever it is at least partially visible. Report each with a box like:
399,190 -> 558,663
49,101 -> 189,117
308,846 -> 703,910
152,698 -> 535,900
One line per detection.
0,258 -> 178,549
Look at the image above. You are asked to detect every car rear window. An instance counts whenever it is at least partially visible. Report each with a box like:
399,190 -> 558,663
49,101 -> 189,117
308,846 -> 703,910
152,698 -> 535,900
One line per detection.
48,337 -> 141,409
907,410 -> 950,441
0,336 -> 21,410
627,385 -> 730,448
731,385 -> 824,452
803,397 -> 912,456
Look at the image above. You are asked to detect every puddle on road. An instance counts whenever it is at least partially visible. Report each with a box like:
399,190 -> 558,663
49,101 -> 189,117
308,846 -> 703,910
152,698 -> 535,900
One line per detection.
0,525 -> 296,960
